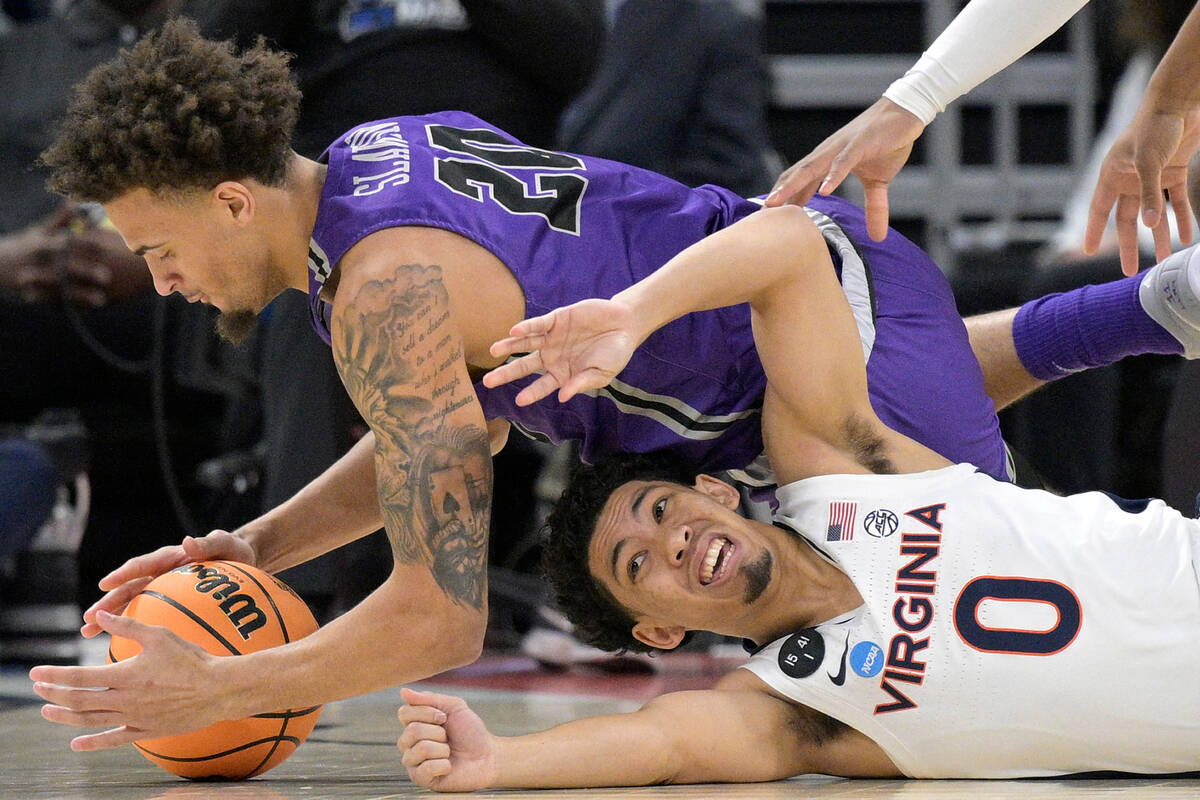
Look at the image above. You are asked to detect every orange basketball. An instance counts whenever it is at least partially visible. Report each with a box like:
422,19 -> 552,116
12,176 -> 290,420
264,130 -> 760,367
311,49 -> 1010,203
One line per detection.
108,560 -> 322,779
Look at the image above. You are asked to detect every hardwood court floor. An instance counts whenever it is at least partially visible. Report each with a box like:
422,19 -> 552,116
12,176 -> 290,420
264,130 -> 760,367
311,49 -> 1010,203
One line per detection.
2,650 -> 1197,799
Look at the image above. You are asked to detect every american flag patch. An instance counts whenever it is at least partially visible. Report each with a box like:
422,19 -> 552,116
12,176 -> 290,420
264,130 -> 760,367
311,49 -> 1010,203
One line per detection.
827,501 -> 857,541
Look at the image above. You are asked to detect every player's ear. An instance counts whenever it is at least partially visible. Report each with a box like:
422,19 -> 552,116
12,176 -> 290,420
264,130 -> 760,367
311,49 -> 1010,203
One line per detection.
212,181 -> 255,225
632,620 -> 687,651
693,473 -> 740,510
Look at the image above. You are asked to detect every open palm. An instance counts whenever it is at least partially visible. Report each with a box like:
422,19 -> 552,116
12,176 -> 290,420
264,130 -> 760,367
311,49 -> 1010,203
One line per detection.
484,298 -> 640,406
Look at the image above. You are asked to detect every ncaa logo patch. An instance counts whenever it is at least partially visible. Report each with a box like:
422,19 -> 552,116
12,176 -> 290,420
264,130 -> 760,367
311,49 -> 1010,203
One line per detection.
850,641 -> 884,677
778,628 -> 825,679
863,509 -> 899,538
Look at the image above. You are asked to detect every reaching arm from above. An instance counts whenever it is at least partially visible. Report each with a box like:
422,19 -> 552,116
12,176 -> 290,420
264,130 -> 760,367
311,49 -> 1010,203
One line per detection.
485,205 -> 835,404
483,205 -> 949,480
767,0 -> 1087,240
880,0 -> 1089,126
1084,2 -> 1200,274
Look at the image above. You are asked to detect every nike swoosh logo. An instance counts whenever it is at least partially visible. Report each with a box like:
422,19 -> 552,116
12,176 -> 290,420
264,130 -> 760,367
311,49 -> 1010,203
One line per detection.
827,635 -> 850,686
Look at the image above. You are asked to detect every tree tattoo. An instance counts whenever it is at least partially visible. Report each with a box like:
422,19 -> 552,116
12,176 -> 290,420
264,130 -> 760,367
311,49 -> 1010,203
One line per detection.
333,263 -> 491,609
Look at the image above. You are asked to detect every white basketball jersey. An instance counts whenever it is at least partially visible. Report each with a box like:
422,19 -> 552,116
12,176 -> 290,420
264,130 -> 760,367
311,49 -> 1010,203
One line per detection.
742,463 -> 1200,777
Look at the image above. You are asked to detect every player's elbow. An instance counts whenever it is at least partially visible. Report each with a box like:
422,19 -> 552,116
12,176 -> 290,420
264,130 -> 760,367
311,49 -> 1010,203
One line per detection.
446,609 -> 487,666
425,602 -> 487,669
743,205 -> 829,295
377,570 -> 487,673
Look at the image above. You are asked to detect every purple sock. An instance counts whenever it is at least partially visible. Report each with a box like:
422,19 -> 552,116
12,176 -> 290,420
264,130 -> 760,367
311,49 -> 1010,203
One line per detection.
1013,271 -> 1182,382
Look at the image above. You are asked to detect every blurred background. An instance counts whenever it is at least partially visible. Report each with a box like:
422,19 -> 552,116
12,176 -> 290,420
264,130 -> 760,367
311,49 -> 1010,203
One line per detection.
0,0 -> 1193,667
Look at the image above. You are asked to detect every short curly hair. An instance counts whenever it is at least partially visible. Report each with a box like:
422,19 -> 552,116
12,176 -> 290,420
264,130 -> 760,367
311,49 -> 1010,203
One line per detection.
541,450 -> 700,655
41,17 -> 301,202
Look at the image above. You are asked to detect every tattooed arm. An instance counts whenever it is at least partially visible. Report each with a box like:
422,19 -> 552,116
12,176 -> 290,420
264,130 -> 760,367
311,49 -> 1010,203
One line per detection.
331,256 -> 493,611
271,224 -> 523,686
28,228 -> 522,751
222,226 -> 504,706
286,224 -> 522,687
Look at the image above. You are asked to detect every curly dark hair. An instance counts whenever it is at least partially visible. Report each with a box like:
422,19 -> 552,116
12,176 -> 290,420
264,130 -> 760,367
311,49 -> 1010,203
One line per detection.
541,450 -> 700,655
41,17 -> 301,202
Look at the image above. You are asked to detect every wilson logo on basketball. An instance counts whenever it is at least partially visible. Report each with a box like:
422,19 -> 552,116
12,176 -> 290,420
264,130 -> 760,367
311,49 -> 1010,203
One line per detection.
174,563 -> 268,639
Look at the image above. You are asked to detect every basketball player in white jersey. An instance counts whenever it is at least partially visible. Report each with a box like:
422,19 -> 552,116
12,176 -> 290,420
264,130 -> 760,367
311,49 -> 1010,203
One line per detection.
395,205 -> 1200,789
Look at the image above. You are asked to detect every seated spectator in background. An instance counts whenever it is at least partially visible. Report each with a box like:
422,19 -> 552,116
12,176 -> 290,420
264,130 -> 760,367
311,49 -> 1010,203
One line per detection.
0,0 -> 249,608
558,0 -> 775,197
0,437 -> 58,575
0,203 -> 150,308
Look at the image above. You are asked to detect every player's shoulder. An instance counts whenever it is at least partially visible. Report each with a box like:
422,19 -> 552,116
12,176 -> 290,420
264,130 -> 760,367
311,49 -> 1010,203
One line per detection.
335,226 -> 483,288
331,226 -> 519,337
715,664 -> 771,693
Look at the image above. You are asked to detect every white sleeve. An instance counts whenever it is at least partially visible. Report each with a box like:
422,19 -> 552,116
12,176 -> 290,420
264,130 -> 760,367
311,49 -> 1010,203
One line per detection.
883,0 -> 1090,124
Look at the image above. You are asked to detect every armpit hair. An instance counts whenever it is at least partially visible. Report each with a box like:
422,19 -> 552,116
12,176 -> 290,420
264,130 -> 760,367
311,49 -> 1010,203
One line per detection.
787,702 -> 851,747
844,415 -> 897,475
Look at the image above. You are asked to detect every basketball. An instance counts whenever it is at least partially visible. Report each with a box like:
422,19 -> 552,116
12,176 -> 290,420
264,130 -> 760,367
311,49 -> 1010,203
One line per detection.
107,560 -> 322,780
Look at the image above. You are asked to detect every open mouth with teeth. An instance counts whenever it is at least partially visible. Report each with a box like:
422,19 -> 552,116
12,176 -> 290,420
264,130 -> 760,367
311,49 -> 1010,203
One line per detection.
699,537 -> 735,585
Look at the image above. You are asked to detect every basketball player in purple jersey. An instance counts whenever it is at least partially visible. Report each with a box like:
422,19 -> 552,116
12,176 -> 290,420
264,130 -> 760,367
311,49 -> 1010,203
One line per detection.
28,21 -> 1200,750
307,114 -> 1003,490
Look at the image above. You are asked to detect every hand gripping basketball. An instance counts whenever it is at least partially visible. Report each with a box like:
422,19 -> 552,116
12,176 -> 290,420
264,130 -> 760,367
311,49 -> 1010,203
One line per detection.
81,531 -> 255,638
103,561 -> 322,779
33,561 -> 320,778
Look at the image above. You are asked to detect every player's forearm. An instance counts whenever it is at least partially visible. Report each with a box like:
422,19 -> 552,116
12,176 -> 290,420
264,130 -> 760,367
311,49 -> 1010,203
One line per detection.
1143,3 -> 1200,113
236,433 -> 383,574
491,711 -> 680,789
614,205 -> 826,345
212,567 -> 485,717
884,0 -> 1088,123
490,689 -> 809,789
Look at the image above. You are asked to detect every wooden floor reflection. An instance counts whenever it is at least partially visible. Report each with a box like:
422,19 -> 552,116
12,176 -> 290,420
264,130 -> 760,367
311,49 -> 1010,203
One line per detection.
3,653 -> 1197,799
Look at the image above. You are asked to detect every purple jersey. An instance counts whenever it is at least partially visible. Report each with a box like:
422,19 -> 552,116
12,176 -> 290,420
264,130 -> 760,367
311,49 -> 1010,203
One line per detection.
307,112 -> 1006,483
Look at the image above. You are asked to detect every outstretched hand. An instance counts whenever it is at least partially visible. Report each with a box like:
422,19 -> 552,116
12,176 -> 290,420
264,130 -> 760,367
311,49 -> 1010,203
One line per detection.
482,298 -> 641,406
30,610 -> 227,751
397,687 -> 498,792
1084,106 -> 1200,276
81,531 -> 255,638
766,97 -> 925,241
